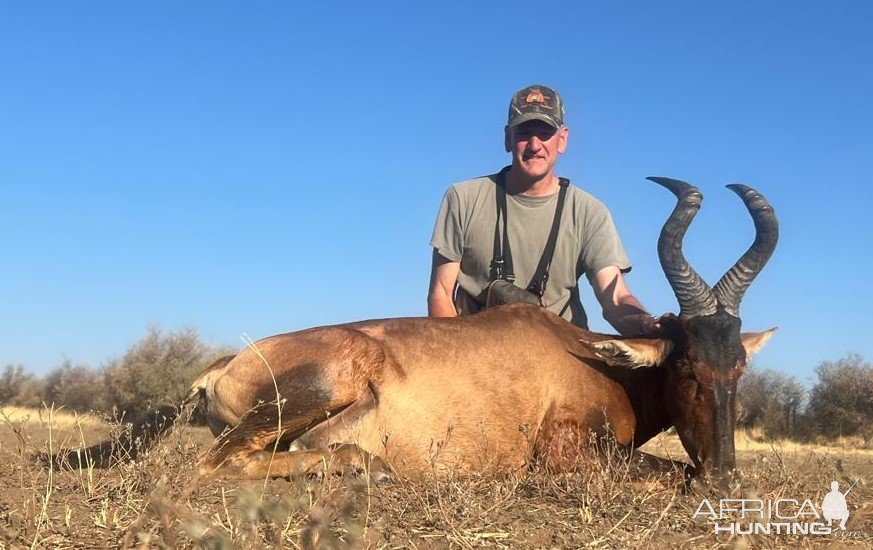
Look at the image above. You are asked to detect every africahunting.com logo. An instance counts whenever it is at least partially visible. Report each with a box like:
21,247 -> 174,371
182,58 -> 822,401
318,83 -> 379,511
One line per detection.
693,480 -> 861,536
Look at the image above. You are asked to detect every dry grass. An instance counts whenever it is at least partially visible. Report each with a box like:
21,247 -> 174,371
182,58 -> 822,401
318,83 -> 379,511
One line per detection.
733,428 -> 872,454
641,427 -> 873,457
0,406 -> 104,429
0,408 -> 870,548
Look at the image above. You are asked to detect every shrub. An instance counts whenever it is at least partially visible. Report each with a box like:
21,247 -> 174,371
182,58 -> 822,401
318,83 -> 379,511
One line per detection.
41,360 -> 108,412
103,326 -> 235,420
737,367 -> 805,439
0,364 -> 36,405
807,353 -> 873,442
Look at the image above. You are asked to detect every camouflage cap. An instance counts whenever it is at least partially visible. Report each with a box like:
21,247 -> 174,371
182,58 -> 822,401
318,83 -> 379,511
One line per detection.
507,84 -> 564,129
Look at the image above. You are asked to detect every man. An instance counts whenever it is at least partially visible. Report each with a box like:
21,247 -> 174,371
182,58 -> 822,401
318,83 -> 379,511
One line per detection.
428,84 -> 659,336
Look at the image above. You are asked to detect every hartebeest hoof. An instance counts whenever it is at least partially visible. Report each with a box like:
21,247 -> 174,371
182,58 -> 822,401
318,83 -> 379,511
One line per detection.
367,464 -> 395,485
324,443 -> 395,485
685,471 -> 741,497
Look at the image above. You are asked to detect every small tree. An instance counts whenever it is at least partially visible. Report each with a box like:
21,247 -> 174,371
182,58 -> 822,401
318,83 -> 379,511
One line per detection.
737,367 -> 805,439
12,378 -> 44,407
0,364 -> 35,405
41,360 -> 108,412
103,326 -> 233,419
807,353 -> 873,442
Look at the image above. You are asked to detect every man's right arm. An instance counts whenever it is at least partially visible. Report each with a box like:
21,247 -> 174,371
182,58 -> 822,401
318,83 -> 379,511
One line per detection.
427,250 -> 460,317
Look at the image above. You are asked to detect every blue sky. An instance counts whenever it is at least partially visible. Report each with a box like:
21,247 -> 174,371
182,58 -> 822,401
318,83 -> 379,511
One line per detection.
2,2 -> 871,385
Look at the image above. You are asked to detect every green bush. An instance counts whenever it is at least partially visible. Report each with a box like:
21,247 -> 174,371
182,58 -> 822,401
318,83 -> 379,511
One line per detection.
41,360 -> 109,412
0,364 -> 43,407
807,353 -> 873,442
103,326 -> 235,420
737,367 -> 805,439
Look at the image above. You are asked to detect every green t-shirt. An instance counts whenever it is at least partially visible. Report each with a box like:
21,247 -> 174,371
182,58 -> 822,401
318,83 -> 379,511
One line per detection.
430,170 -> 631,329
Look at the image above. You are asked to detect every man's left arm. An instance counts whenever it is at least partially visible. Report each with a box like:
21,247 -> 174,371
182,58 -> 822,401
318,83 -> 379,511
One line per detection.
592,266 -> 661,337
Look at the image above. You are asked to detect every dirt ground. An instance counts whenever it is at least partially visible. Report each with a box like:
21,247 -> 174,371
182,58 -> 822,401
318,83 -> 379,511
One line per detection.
0,407 -> 870,549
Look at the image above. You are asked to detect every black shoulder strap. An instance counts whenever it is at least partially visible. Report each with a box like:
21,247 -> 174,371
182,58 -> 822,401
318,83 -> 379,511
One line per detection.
491,170 -> 570,296
526,177 -> 570,297
490,167 -> 515,282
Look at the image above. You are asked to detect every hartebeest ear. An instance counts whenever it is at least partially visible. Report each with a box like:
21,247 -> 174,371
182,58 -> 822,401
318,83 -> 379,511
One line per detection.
741,328 -> 777,358
588,339 -> 674,368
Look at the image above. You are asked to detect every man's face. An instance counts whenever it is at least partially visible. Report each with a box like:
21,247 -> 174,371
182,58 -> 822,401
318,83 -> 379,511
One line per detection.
505,120 -> 569,180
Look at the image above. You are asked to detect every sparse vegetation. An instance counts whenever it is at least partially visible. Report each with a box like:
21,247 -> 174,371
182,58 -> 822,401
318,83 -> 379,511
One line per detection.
807,353 -> 873,444
737,355 -> 873,447
0,408 -> 870,547
102,326 -> 235,420
0,364 -> 41,408
0,326 -> 235,422
41,360 -> 109,414
738,367 -> 805,439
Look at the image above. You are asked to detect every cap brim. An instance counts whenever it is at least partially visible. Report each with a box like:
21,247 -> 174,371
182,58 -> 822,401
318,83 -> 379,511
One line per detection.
508,112 -> 561,129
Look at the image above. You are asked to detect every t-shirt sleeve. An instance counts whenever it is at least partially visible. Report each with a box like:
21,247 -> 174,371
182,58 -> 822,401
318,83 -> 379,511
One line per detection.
430,187 -> 464,263
580,201 -> 632,283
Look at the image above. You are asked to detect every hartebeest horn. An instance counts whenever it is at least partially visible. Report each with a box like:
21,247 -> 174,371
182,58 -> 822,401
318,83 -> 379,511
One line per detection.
649,177 -> 718,318
712,184 -> 779,316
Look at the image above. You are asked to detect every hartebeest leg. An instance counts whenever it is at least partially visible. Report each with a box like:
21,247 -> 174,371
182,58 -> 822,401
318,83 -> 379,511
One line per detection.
198,384 -> 390,483
200,441 -> 391,482
198,399 -> 349,475
200,331 -> 390,474
289,383 -> 379,451
534,404 -> 619,472
239,444 -> 391,481
533,417 -> 599,472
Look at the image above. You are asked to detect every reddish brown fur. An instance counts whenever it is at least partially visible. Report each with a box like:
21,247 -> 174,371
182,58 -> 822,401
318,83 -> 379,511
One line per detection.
193,304 -> 648,479
53,302 -> 771,481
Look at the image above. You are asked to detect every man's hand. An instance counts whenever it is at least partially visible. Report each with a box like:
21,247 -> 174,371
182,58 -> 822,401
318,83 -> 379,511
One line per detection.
620,312 -> 678,338
622,313 -> 661,337
592,266 -> 672,337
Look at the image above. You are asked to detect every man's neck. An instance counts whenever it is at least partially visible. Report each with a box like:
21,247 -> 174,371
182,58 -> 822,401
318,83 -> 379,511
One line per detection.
505,166 -> 560,197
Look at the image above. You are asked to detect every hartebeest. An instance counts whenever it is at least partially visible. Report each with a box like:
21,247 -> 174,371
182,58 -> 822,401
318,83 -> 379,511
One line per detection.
55,178 -> 778,485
